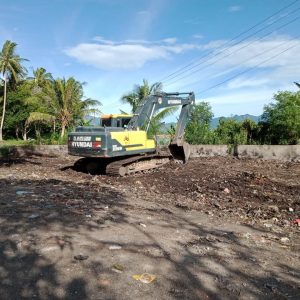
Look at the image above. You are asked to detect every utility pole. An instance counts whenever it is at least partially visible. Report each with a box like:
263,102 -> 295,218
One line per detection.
0,74 -> 7,141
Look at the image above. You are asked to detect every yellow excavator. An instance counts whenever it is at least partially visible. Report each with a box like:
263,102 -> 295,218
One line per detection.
68,92 -> 195,176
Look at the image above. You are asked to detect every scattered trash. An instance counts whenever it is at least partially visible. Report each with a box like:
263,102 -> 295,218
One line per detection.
16,190 -> 32,196
85,214 -> 92,218
109,245 -> 122,250
280,237 -> 290,244
292,218 -> 300,226
140,223 -> 147,228
74,254 -> 89,260
132,273 -> 157,284
288,207 -> 294,212
112,264 -> 124,273
264,223 -> 272,228
223,188 -> 230,194
28,213 -> 40,219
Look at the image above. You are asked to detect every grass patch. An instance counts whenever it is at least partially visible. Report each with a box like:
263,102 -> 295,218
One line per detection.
0,139 -> 36,148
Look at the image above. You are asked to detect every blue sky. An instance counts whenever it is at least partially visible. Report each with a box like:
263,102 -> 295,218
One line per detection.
1,0 -> 299,118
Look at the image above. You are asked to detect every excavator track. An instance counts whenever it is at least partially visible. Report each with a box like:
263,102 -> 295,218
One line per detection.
106,154 -> 171,176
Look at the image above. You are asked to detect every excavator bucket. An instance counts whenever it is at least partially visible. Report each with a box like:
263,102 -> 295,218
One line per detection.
169,142 -> 191,163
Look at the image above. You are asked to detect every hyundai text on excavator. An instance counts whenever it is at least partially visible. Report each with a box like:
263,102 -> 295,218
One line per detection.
68,92 -> 195,176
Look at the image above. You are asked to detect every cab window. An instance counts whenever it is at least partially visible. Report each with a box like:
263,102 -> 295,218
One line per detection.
101,118 -> 112,127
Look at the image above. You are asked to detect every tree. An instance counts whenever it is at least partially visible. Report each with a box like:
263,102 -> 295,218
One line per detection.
121,79 -> 176,137
0,40 -> 27,141
261,91 -> 300,144
185,102 -> 214,144
214,118 -> 247,145
29,67 -> 53,91
241,118 -> 258,144
34,77 -> 100,137
121,79 -> 162,112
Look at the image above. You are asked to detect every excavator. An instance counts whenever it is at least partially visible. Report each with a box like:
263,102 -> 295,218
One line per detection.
68,92 -> 195,176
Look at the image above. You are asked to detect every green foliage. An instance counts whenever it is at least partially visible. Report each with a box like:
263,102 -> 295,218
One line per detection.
121,79 -> 176,137
0,40 -> 27,84
0,40 -> 28,140
214,118 -> 247,145
261,91 -> 300,144
121,79 -> 162,113
185,102 -> 214,144
147,106 -> 178,138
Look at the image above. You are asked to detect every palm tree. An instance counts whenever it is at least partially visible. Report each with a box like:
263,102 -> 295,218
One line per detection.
121,79 -> 177,137
121,79 -> 162,112
0,40 -> 27,141
29,67 -> 53,91
29,77 -> 101,137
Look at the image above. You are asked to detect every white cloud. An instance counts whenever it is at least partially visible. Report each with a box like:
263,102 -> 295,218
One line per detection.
228,5 -> 242,13
209,37 -> 300,70
193,34 -> 204,39
65,39 -> 200,70
162,37 -> 177,44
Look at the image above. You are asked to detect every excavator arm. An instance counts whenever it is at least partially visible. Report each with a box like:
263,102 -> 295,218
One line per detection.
127,92 -> 195,162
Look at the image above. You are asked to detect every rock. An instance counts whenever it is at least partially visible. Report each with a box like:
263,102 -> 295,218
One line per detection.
280,237 -> 290,244
264,223 -> 272,228
74,254 -> 89,260
268,205 -> 279,213
223,188 -> 230,194
109,245 -> 122,250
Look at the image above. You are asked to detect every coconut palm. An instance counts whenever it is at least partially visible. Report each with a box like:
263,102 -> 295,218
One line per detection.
121,79 -> 162,112
29,67 -> 53,90
0,40 -> 27,141
121,80 -> 177,137
29,77 -> 101,137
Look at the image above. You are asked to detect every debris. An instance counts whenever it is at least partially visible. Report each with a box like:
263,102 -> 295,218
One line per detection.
16,190 -> 32,196
264,223 -> 272,228
98,279 -> 111,287
223,188 -> 230,194
280,237 -> 290,244
85,214 -> 92,218
28,213 -> 40,219
288,207 -> 294,212
74,254 -> 89,260
109,245 -> 122,250
268,205 -> 279,213
132,273 -> 157,284
292,218 -> 300,226
140,223 -> 147,228
112,264 -> 124,273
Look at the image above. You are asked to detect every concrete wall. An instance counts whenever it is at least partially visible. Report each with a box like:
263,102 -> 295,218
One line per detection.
188,144 -> 300,162
0,145 -> 68,158
237,145 -> 300,162
189,145 -> 229,158
1,144 -> 300,162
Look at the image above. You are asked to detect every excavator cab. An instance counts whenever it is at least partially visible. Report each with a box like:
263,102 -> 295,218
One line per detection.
100,114 -> 132,128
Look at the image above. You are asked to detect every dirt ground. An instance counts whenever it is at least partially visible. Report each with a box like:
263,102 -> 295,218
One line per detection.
0,155 -> 299,300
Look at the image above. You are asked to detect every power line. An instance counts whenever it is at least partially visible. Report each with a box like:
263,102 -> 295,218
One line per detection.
164,14 -> 300,87
159,0 -> 299,81
193,41 -> 300,96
